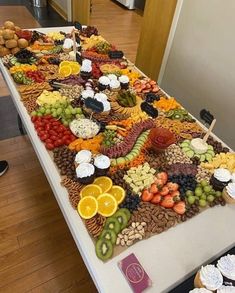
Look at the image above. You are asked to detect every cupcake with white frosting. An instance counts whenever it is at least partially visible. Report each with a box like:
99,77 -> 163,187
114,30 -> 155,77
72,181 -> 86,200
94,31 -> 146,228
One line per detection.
110,79 -> 121,92
80,59 -> 92,80
189,289 -> 212,293
119,75 -> 130,89
81,89 -> 95,99
76,162 -> 95,184
107,74 -> 118,81
94,154 -> 110,176
217,285 -> 235,293
75,150 -> 92,167
210,168 -> 231,191
194,265 -> 223,291
98,76 -> 110,91
217,255 -> 235,281
94,93 -> 111,114
222,183 -> 235,204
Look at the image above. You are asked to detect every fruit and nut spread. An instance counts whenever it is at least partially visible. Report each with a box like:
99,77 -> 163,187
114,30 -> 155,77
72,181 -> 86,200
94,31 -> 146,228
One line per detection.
1,21 -> 234,261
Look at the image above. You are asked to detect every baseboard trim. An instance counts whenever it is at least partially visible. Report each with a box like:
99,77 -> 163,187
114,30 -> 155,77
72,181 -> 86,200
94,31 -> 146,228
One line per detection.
48,0 -> 68,20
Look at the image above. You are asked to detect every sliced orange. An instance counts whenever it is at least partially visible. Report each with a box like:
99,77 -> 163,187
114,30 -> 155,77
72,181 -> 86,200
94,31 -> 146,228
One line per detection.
59,60 -> 71,67
97,193 -> 118,217
77,196 -> 98,219
70,62 -> 81,74
80,184 -> 102,199
94,177 -> 113,193
109,185 -> 126,204
59,65 -> 72,77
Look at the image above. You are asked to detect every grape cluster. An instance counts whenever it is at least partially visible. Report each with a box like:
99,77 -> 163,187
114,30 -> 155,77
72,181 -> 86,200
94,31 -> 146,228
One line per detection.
102,129 -> 116,147
119,191 -> 141,213
81,26 -> 98,37
31,102 -> 84,126
47,57 -> 60,65
145,93 -> 160,103
169,174 -> 197,197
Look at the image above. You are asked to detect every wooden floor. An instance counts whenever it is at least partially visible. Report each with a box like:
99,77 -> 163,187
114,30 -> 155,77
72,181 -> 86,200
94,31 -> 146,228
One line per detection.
0,2 -> 142,292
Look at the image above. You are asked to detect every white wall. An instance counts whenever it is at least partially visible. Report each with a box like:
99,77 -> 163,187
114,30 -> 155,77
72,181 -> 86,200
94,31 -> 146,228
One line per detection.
160,0 -> 235,149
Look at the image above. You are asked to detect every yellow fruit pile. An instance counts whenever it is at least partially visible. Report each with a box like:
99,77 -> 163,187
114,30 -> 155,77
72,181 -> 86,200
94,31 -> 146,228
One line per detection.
77,177 -> 126,219
10,64 -> 37,74
59,60 -> 81,77
201,152 -> 235,173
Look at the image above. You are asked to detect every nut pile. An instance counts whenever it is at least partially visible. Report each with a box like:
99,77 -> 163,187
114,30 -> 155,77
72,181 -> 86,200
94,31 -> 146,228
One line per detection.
130,202 -> 181,237
146,149 -> 168,169
85,214 -> 106,238
59,85 -> 83,100
53,146 -> 77,180
165,144 -> 192,165
116,222 -> 146,247
204,135 -> 230,154
196,165 -> 212,182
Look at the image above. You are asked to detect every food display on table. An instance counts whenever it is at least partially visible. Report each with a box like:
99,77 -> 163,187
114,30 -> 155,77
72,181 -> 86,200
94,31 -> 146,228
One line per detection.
1,20 -> 235,262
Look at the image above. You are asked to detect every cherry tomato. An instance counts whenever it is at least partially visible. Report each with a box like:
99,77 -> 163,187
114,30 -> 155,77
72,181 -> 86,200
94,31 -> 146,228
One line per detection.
45,138 -> 53,144
49,130 -> 57,136
46,143 -> 54,150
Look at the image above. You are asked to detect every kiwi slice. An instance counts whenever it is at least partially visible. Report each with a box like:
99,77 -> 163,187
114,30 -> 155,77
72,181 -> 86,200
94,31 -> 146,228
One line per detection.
99,229 -> 117,245
119,208 -> 131,221
104,217 -> 121,234
95,238 -> 113,261
165,110 -> 175,118
113,209 -> 128,230
172,113 -> 184,120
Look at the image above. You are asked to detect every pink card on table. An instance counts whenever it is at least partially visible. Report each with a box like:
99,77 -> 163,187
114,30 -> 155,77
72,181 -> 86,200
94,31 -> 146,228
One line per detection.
118,253 -> 152,293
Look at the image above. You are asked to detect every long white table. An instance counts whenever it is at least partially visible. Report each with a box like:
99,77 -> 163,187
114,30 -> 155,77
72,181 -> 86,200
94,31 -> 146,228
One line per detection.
1,26 -> 235,293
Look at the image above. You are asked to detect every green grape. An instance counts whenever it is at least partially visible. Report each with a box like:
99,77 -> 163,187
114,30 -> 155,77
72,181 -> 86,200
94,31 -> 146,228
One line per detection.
71,108 -> 76,115
61,118 -> 67,124
65,108 -> 71,115
75,114 -> 81,119
57,108 -> 63,115
40,107 -> 46,114
31,111 -> 37,116
76,108 -> 82,114
68,105 -> 73,110
63,121 -> 69,127
45,109 -> 51,114
54,102 -> 60,109
37,113 -> 43,117
52,111 -> 57,118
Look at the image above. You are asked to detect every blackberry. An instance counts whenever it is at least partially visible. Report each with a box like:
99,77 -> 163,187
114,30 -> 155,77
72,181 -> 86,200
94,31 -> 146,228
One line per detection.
119,193 -> 140,213
169,174 -> 197,198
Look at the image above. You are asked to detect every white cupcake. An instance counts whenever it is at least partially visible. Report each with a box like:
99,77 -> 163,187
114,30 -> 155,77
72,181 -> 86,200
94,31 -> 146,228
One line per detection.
222,183 -> 235,204
110,79 -> 121,92
217,255 -> 235,281
94,93 -> 111,113
119,75 -> 130,89
98,76 -> 110,91
94,155 -> 110,176
80,59 -> 92,80
194,265 -> 223,291
75,150 -> 92,165
107,74 -> 118,81
76,163 -> 95,184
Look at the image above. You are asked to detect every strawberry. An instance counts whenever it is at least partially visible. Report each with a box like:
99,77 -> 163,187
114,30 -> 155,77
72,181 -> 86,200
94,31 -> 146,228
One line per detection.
156,172 -> 168,185
151,194 -> 162,204
173,201 -> 186,215
154,178 -> 164,188
159,186 -> 169,196
160,195 -> 174,208
170,190 -> 180,197
150,183 -> 159,194
141,189 -> 154,202
166,182 -> 179,192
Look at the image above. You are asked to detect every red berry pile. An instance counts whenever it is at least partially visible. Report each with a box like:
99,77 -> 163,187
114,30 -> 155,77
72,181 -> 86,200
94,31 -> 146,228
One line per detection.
31,115 -> 76,150
26,70 -> 45,83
